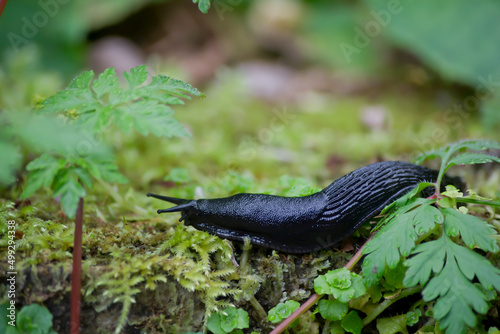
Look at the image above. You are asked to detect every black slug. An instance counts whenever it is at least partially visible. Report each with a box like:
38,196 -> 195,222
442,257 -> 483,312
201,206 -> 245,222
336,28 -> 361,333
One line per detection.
148,161 -> 464,253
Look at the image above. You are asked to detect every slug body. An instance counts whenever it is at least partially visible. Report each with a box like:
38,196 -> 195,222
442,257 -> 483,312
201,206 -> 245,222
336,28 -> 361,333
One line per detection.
148,161 -> 464,253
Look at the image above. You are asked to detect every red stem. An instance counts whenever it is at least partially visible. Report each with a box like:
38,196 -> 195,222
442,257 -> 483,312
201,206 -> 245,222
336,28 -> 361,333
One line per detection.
269,237 -> 373,334
0,0 -> 8,17
70,197 -> 84,334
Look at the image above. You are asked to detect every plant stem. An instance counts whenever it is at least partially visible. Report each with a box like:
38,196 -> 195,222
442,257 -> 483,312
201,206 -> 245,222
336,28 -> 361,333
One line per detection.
456,198 -> 500,207
269,293 -> 323,334
70,197 -> 84,334
361,286 -> 422,326
0,0 -> 8,17
269,238 -> 372,334
250,296 -> 269,322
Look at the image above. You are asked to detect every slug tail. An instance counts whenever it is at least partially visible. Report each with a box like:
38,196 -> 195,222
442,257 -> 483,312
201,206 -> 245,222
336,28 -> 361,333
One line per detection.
147,193 -> 190,205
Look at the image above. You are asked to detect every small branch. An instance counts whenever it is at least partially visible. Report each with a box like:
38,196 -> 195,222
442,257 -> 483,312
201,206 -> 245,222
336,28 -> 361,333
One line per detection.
455,198 -> 500,207
0,0 -> 8,17
249,296 -> 268,322
269,237 -> 373,334
361,286 -> 422,326
269,293 -> 322,334
345,235 -> 373,271
70,197 -> 84,334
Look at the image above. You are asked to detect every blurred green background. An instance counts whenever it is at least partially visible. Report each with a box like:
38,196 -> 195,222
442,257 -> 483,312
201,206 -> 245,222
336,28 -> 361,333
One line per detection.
1,0 -> 500,202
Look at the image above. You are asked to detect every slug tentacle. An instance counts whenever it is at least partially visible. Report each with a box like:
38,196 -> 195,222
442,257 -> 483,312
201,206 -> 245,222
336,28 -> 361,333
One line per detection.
149,161 -> 464,253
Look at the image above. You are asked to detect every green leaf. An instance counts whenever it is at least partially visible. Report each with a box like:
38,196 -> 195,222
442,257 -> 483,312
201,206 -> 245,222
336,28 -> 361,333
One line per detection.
340,311 -> 363,334
193,0 -> 211,14
411,234 -> 500,334
405,309 -> 421,327
115,101 -> 190,138
444,153 -> 500,174
314,268 -> 366,303
92,68 -> 119,98
318,299 -> 348,321
442,208 -> 499,252
423,251 -> 487,334
21,155 -> 66,199
403,237 -> 446,287
123,65 -> 148,89
207,307 -> 249,334
41,87 -> 98,114
85,158 -> 128,184
145,75 -> 203,99
17,304 -> 54,334
207,312 -> 224,334
413,140 -> 500,165
376,314 -> 408,334
451,243 -> 500,291
363,199 -> 439,285
52,169 -> 86,218
413,147 -> 448,165
268,300 -> 300,324
413,204 -> 443,234
68,70 -> 94,89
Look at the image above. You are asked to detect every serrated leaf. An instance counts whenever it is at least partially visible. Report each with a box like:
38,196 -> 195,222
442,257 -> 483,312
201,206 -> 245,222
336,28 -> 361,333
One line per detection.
318,299 -> 348,321
115,101 -> 190,138
443,208 -> 499,252
413,148 -> 448,165
413,203 -> 443,234
452,242 -> 500,291
85,157 -> 128,184
92,68 -> 119,98
25,154 -> 60,171
123,65 -> 148,89
412,234 -> 499,334
21,155 -> 66,199
52,169 -> 86,218
68,70 -> 94,89
444,152 -> 500,173
73,167 -> 93,188
423,253 -> 487,334
448,139 -> 500,152
364,199 -> 439,285
403,237 -> 446,287
146,75 -> 203,99
41,88 -> 97,114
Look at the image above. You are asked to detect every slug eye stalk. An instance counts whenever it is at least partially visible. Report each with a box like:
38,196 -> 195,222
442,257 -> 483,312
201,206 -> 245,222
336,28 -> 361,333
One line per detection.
147,193 -> 197,218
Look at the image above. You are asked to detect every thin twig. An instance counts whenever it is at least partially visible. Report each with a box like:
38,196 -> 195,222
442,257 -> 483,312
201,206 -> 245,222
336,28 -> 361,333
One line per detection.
70,197 -> 84,334
269,237 -> 373,334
